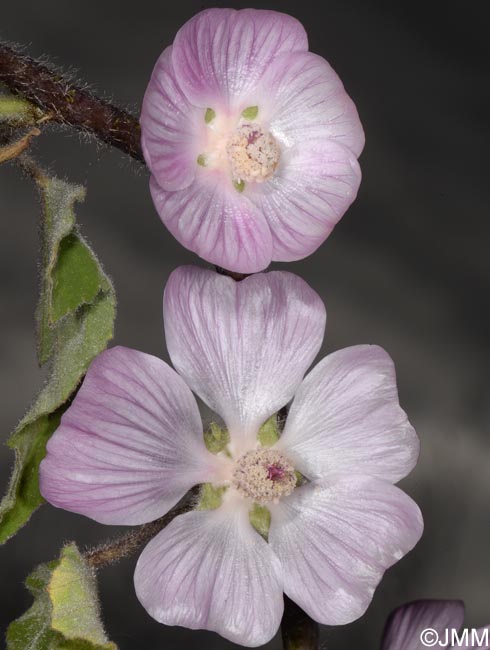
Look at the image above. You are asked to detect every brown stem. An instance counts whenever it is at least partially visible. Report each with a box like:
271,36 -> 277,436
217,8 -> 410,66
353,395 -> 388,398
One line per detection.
85,491 -> 196,568
0,127 -> 40,164
281,596 -> 320,650
0,44 -> 144,162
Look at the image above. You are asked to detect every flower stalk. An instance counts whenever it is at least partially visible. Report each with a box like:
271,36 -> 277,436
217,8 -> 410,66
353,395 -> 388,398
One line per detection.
281,597 -> 320,650
85,494 -> 195,569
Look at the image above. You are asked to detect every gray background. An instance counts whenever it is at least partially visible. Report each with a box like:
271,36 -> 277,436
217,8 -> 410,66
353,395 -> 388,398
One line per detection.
1,1 -> 489,648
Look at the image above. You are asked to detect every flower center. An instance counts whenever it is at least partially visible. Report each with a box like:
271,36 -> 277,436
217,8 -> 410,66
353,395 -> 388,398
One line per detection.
226,122 -> 280,185
232,448 -> 296,504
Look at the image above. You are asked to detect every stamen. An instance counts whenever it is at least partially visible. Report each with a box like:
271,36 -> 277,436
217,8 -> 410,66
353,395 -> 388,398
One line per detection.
226,123 -> 280,185
232,448 -> 296,504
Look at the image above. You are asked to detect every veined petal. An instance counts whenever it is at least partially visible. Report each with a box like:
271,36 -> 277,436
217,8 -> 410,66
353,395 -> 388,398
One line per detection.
134,502 -> 283,647
40,346 -> 223,525
381,601 -> 465,650
248,139 -> 361,262
141,47 -> 202,192
256,51 -> 364,156
163,267 -> 325,451
276,345 -> 419,483
172,8 -> 308,109
150,174 -> 273,274
268,476 -> 423,625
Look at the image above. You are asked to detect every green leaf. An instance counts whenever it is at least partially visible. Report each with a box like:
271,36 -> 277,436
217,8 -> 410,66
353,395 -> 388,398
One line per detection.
7,543 -> 117,650
0,175 -> 116,544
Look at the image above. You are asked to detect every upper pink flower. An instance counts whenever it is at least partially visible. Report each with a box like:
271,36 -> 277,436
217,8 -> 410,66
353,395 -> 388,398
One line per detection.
40,267 -> 421,647
381,600 -> 490,650
141,9 -> 364,273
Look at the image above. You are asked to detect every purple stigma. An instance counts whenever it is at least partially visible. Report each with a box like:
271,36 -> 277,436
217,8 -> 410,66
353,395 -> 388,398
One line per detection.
267,464 -> 286,481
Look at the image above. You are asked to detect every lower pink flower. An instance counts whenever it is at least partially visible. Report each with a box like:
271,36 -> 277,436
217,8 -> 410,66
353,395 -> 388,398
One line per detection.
40,267 -> 423,647
381,600 -> 490,650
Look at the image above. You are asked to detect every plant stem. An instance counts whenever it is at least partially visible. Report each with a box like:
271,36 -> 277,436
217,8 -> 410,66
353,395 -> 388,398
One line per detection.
85,492 -> 196,568
0,44 -> 144,162
281,596 -> 320,650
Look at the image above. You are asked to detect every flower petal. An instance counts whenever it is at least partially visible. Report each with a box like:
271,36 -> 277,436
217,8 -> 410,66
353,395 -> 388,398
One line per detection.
134,501 -> 283,647
171,8 -> 308,109
381,600 -> 465,650
164,267 -> 325,451
248,139 -> 361,262
40,346 -> 223,525
141,47 -> 203,192
256,51 -> 364,156
276,345 -> 419,483
268,476 -> 423,625
150,174 -> 273,274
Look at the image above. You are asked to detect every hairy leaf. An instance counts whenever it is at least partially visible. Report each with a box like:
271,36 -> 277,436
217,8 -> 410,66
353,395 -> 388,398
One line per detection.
0,175 -> 116,543
7,543 -> 117,650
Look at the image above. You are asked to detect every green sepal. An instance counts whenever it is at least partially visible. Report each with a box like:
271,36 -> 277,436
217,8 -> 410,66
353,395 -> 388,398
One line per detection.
197,483 -> 227,510
204,422 -> 230,455
204,108 -> 216,124
6,543 -> 117,650
0,175 -> 116,544
257,415 -> 280,447
241,105 -> 258,120
249,504 -> 271,540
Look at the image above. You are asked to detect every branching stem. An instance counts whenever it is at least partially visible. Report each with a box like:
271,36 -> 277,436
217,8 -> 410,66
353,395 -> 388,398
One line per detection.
0,44 -> 144,162
85,492 -> 196,569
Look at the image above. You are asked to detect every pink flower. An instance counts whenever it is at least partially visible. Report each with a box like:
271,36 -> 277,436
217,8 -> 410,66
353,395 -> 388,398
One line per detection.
141,9 -> 364,273
381,600 -> 490,650
40,267 -> 421,647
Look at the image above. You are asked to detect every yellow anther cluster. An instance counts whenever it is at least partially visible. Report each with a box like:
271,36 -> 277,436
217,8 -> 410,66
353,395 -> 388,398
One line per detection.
232,448 -> 296,504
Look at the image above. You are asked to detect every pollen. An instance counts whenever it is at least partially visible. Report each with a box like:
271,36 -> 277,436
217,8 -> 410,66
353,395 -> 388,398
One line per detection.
232,448 -> 296,504
226,123 -> 280,185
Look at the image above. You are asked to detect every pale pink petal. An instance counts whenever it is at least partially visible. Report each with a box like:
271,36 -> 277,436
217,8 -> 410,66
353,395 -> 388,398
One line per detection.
40,346 -> 223,525
276,345 -> 419,483
150,174 -> 273,274
268,476 -> 423,625
247,139 -> 361,262
134,501 -> 283,647
141,47 -> 203,192
163,267 -> 325,451
171,8 -> 308,109
254,51 -> 364,156
381,600 -> 465,650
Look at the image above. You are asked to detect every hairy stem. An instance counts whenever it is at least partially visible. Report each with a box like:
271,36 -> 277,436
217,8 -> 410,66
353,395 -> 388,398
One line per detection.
85,492 -> 196,569
0,44 -> 144,162
281,597 -> 320,650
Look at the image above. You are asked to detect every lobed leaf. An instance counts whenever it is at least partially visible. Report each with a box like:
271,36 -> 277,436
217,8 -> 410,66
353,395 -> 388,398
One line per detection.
6,543 -> 117,650
0,175 -> 116,543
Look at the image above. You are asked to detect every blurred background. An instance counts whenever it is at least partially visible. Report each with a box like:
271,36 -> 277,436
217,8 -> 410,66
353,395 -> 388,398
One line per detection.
1,1 -> 489,648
